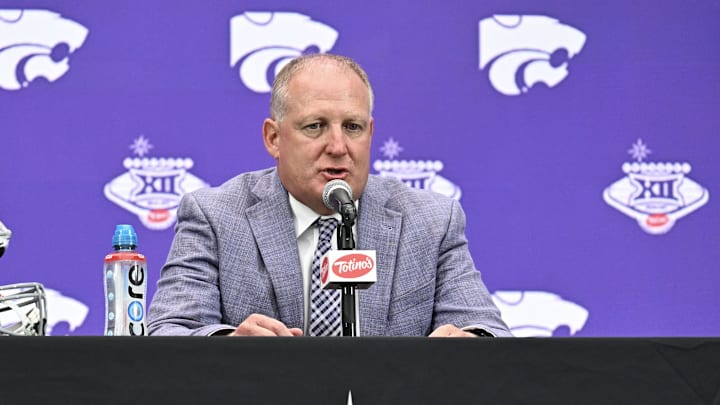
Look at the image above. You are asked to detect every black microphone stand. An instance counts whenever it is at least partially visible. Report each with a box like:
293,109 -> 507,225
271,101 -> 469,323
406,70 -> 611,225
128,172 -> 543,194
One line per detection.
337,203 -> 357,337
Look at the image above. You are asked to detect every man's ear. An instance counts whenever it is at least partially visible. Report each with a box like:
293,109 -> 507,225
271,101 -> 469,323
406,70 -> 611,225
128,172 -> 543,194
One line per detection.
262,118 -> 280,159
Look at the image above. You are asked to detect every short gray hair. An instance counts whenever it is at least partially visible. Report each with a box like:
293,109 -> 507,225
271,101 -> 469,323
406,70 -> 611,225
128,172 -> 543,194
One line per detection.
270,53 -> 374,122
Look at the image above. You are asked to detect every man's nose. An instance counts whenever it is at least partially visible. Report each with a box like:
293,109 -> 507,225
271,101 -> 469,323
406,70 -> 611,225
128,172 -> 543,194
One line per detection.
325,125 -> 348,155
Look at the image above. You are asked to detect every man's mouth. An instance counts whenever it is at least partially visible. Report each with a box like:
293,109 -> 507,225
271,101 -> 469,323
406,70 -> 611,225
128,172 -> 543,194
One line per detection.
322,168 -> 348,179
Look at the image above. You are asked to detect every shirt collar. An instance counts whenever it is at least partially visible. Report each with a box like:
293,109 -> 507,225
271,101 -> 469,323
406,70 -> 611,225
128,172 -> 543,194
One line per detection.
288,193 -> 340,238
288,192 -> 361,238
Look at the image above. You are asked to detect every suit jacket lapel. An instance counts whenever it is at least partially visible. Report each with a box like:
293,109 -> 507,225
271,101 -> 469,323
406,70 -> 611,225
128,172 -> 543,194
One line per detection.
246,170 -> 304,329
357,176 -> 402,335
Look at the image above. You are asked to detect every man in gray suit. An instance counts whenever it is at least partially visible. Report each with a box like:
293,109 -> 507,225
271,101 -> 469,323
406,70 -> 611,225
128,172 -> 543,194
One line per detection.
147,53 -> 511,337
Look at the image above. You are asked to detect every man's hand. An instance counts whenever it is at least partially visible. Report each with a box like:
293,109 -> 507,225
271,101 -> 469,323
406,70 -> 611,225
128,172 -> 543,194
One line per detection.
429,324 -> 477,338
230,313 -> 304,336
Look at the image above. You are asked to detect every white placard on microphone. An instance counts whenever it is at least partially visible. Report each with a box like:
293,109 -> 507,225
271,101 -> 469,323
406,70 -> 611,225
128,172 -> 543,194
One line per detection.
320,250 -> 377,290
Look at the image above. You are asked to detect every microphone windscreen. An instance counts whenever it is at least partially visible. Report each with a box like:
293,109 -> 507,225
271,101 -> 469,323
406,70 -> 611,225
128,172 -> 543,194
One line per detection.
322,179 -> 353,211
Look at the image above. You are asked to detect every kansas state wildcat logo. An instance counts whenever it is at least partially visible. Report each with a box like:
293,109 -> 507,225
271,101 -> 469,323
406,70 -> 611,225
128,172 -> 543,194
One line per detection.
492,291 -> 589,337
0,9 -> 88,91
603,139 -> 709,235
104,136 -> 209,230
45,288 -> 89,335
479,15 -> 586,96
373,138 -> 462,200
230,12 -> 338,93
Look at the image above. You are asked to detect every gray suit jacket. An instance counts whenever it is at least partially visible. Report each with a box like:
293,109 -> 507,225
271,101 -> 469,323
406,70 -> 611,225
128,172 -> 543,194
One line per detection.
147,168 -> 511,336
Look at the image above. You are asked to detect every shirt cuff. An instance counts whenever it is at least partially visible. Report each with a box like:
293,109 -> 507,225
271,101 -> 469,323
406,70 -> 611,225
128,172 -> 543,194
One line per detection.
461,326 -> 496,337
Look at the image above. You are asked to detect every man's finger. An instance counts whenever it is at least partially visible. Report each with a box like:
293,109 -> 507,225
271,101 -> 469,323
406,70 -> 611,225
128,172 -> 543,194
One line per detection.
232,313 -> 297,336
254,316 -> 295,336
429,324 -> 475,338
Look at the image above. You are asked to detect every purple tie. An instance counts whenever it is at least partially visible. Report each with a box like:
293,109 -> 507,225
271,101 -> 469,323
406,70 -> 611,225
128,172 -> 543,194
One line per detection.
309,218 -> 341,336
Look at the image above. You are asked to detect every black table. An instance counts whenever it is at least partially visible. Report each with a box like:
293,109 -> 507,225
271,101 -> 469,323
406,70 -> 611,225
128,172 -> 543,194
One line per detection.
2,337 -> 719,404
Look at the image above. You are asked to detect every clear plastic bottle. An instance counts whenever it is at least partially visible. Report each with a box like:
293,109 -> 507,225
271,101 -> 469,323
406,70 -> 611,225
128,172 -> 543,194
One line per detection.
104,224 -> 147,336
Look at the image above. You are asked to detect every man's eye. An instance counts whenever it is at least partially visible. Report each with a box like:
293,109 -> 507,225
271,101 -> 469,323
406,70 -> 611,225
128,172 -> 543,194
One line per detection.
345,123 -> 362,131
301,122 -> 324,138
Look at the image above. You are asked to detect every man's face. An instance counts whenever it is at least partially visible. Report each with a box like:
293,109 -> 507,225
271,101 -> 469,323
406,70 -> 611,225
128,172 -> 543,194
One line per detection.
263,63 -> 374,215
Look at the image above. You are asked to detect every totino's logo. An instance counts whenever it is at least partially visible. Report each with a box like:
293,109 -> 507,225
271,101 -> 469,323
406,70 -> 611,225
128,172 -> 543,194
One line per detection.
603,139 -> 709,235
0,9 -> 88,91
478,15 -> 586,96
332,253 -> 374,278
230,12 -> 338,93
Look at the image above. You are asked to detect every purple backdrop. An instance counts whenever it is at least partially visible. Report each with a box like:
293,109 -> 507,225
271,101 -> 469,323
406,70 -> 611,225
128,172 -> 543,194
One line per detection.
1,0 -> 718,336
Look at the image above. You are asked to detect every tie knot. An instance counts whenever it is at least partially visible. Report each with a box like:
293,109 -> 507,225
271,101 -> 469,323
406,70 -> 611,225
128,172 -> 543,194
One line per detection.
317,217 -> 338,237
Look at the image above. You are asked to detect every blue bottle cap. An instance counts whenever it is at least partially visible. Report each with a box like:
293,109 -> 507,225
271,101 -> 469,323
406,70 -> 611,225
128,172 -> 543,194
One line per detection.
112,224 -> 137,249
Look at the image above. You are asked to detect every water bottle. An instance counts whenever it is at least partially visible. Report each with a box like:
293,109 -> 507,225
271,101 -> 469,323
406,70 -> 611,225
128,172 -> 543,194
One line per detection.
104,224 -> 147,336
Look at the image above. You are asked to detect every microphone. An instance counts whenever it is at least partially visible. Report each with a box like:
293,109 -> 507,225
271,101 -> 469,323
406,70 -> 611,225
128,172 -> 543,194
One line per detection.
322,180 -> 356,220
320,180 -> 374,336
